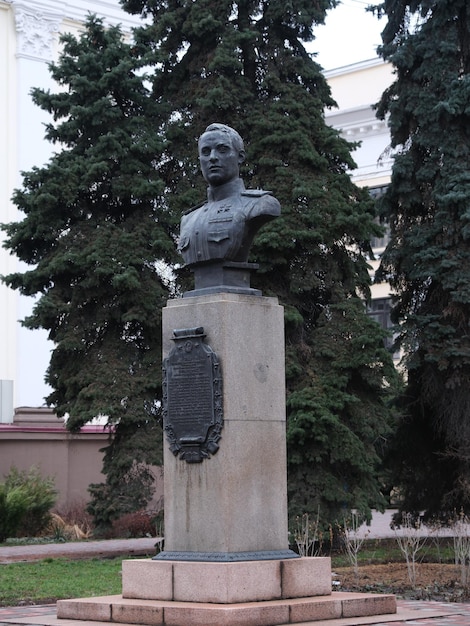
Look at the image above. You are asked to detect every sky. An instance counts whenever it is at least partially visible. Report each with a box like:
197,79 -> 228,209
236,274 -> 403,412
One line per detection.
311,0 -> 386,71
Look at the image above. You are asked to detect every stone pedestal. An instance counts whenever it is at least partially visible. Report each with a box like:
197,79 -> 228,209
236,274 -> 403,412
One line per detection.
159,293 -> 291,558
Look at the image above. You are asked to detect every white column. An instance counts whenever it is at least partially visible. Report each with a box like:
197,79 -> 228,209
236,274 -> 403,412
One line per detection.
11,1 -> 63,407
0,2 -> 18,413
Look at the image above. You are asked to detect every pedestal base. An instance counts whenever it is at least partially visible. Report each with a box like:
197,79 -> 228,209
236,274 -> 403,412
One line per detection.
57,557 -> 397,625
122,557 -> 331,603
57,592 -> 397,625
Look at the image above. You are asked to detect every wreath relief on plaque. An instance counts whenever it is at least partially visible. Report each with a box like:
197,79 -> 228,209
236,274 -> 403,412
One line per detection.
162,327 -> 223,463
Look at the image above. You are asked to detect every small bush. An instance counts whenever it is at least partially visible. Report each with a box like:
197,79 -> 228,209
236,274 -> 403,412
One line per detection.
87,460 -> 158,534
1,466 -> 57,540
110,510 -> 158,538
393,512 -> 427,589
0,484 -> 30,542
341,511 -> 370,577
290,510 -> 325,557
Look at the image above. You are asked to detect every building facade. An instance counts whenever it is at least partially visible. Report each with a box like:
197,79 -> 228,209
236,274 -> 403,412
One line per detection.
325,58 -> 395,351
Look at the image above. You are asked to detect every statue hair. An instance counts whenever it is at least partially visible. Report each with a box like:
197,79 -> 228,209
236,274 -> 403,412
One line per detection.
199,123 -> 244,152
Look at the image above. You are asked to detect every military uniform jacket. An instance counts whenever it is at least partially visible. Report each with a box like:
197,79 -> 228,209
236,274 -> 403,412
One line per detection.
178,181 -> 280,266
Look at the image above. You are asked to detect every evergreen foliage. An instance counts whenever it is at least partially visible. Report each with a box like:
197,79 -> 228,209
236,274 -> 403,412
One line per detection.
375,1 -> 470,516
1,3 -> 399,529
87,421 -> 162,531
123,0 -> 398,524
1,17 -> 174,525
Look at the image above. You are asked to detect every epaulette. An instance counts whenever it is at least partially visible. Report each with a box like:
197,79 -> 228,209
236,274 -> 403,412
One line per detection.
241,189 -> 272,197
182,201 -> 205,216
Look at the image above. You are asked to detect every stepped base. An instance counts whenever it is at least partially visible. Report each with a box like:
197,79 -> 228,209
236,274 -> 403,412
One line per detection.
57,557 -> 396,624
57,592 -> 397,625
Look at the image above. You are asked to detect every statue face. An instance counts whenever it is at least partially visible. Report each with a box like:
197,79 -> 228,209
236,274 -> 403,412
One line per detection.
198,130 -> 244,187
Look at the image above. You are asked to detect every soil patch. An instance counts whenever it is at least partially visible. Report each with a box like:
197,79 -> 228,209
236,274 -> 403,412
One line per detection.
333,562 -> 470,602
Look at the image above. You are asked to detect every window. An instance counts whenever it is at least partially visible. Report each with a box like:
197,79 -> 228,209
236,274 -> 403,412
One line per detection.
368,297 -> 397,355
368,185 -> 390,251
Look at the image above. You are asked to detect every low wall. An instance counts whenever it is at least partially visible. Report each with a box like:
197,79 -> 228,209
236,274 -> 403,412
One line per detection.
0,407 -> 109,508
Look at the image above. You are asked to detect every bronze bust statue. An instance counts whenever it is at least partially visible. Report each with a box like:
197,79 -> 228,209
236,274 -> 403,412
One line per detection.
178,123 -> 280,296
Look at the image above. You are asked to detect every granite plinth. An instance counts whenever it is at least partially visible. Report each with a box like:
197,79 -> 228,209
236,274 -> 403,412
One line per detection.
57,592 -> 397,625
122,557 -> 332,603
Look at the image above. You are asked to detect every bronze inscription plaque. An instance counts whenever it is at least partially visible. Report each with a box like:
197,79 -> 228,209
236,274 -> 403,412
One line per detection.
163,327 -> 223,463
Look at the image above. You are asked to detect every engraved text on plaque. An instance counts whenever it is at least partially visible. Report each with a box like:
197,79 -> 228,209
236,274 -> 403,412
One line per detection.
163,327 -> 223,463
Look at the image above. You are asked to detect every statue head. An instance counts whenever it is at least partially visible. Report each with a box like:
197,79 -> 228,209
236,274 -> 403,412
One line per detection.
198,123 -> 246,187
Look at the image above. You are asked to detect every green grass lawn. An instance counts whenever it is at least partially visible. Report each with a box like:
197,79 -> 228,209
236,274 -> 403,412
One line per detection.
0,557 -> 123,606
0,538 -> 457,606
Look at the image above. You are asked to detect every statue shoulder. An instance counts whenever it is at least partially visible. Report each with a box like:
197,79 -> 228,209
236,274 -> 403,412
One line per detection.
242,189 -> 281,218
241,189 -> 273,198
182,201 -> 205,217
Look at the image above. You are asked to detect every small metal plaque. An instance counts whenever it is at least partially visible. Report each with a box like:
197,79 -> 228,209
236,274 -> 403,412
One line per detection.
162,327 -> 223,463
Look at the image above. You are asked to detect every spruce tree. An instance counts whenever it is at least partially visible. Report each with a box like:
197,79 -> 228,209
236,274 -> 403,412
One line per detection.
123,0 -> 398,524
375,1 -> 470,516
1,17 -> 176,527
